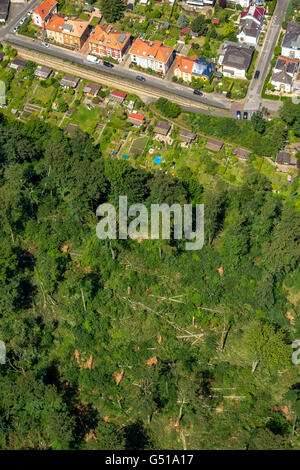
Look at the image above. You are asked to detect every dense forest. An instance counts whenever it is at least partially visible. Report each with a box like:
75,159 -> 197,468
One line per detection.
0,111 -> 300,450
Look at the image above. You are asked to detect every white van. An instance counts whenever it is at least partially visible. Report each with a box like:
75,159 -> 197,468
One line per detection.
87,55 -> 100,64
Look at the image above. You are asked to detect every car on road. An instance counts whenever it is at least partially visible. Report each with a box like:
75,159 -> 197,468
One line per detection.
13,26 -> 19,33
103,61 -> 114,68
243,111 -> 248,120
41,42 -> 50,48
193,90 -> 203,96
236,110 -> 241,120
254,70 -> 260,79
136,75 -> 146,82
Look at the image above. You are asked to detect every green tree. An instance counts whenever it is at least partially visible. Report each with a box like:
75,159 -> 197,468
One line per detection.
99,0 -> 125,23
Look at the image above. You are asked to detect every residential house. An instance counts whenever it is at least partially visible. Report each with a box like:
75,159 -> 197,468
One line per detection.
32,0 -> 58,28
129,39 -> 175,75
237,5 -> 264,45
219,43 -> 254,79
271,56 -> 298,92
174,55 -> 215,82
110,90 -> 127,103
180,129 -> 197,144
60,74 -> 80,89
46,15 -> 89,49
10,58 -> 26,72
83,82 -> 102,97
34,65 -> 52,79
282,22 -> 300,60
205,138 -> 224,152
275,150 -> 299,172
234,147 -> 251,161
153,120 -> 171,135
128,112 -> 145,127
88,25 -> 132,61
0,0 -> 9,23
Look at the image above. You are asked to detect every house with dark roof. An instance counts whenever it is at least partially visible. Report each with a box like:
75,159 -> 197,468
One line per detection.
275,150 -> 299,172
205,138 -> 224,152
0,0 -> 9,23
60,74 -> 80,89
180,129 -> 197,144
219,43 -> 254,79
83,82 -> 102,97
10,58 -> 27,72
154,120 -> 171,136
234,147 -> 251,161
282,22 -> 300,60
34,65 -> 52,79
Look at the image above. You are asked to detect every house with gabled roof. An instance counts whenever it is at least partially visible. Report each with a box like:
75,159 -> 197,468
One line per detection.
129,39 -> 175,75
88,25 -> 132,61
282,23 -> 300,60
128,112 -> 145,127
46,15 -> 89,49
32,0 -> 58,28
237,5 -> 264,45
219,43 -> 254,79
174,55 -> 215,82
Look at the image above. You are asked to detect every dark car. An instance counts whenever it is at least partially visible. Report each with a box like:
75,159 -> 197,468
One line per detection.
236,110 -> 241,120
136,75 -> 146,82
193,90 -> 203,96
103,61 -> 114,68
254,70 -> 260,79
243,111 -> 248,120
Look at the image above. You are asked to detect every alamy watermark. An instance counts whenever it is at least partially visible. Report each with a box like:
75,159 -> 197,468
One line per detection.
96,196 -> 204,251
0,341 -> 6,365
292,339 -> 300,365
0,80 -> 6,107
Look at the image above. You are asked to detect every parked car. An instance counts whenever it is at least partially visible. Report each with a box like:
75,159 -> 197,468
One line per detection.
193,90 -> 203,96
136,75 -> 146,82
103,61 -> 114,68
13,26 -> 19,33
41,42 -> 50,48
254,70 -> 260,79
243,111 -> 248,120
236,111 -> 241,120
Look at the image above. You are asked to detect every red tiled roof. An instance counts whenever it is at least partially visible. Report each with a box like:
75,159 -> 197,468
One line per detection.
241,5 -> 264,23
129,38 -> 174,64
129,112 -> 145,121
111,90 -> 127,98
33,0 -> 57,21
88,24 -> 131,51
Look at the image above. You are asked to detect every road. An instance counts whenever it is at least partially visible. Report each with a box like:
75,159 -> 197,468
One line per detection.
246,0 -> 290,112
0,0 -> 290,118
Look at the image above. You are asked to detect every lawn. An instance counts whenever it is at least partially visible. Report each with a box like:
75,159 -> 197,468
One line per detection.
31,84 -> 55,106
71,104 -> 103,134
7,76 -> 37,110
